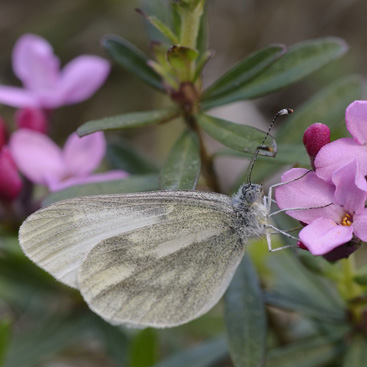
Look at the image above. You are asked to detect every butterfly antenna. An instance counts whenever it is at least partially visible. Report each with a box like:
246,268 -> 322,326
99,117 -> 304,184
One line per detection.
247,108 -> 294,184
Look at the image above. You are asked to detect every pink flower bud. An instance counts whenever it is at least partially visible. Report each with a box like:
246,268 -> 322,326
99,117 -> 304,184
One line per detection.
0,116 -> 7,149
297,241 -> 309,251
0,147 -> 23,202
15,107 -> 48,134
303,123 -> 330,170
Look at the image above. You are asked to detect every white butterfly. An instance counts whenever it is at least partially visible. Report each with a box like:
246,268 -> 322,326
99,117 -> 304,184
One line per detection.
19,109 -> 295,328
19,183 -> 283,328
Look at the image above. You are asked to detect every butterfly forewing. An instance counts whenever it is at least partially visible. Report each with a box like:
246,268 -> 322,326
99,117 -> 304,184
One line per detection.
19,191 -> 238,289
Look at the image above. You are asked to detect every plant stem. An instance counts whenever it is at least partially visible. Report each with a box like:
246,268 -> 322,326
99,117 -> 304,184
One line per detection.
179,0 -> 205,49
185,114 -> 221,192
340,254 -> 364,322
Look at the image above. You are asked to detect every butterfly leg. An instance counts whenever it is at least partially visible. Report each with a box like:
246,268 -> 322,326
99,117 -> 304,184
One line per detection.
266,225 -> 299,252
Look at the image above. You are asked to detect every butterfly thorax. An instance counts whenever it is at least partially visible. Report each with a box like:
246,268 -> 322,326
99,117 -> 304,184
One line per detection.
231,183 -> 267,241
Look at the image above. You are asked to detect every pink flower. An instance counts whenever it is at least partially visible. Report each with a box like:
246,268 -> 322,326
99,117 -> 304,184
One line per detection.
9,129 -> 127,192
315,100 -> 367,183
0,147 -> 23,202
15,107 -> 48,134
275,160 -> 367,256
0,34 -> 110,109
303,123 -> 330,170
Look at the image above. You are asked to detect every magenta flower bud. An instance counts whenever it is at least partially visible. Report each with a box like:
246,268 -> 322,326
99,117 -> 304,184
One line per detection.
15,107 -> 48,134
303,123 -> 330,170
0,116 -> 8,149
0,147 -> 23,202
297,241 -> 309,251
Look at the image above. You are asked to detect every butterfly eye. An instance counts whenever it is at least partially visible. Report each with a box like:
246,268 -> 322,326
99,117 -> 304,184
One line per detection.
244,188 -> 257,204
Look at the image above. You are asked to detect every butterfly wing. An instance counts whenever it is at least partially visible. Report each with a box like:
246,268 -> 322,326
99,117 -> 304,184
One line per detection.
78,223 -> 243,328
19,191 -> 239,289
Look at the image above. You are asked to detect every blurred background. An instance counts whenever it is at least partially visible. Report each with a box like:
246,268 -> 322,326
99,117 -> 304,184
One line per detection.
1,0 -> 367,366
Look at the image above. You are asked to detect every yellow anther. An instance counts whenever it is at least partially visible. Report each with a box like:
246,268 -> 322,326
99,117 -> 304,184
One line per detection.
341,213 -> 353,226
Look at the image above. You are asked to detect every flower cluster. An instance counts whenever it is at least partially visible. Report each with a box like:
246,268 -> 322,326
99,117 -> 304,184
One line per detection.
276,100 -> 367,260
0,34 -> 127,205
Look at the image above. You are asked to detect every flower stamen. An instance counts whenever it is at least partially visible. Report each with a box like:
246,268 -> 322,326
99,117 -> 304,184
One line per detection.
341,213 -> 353,226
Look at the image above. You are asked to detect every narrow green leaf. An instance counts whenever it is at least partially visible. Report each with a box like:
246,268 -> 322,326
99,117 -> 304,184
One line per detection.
91,317 -> 129,367
102,35 -> 164,91
154,336 -> 228,367
203,44 -> 286,101
130,329 -> 157,367
276,75 -> 366,144
266,335 -> 344,367
196,114 -> 277,156
203,37 -> 348,108
107,142 -> 158,174
342,335 -> 367,367
5,315 -> 90,367
167,45 -> 199,80
160,129 -> 201,190
146,14 -> 179,44
0,320 -> 11,366
353,265 -> 367,286
224,254 -> 267,367
43,174 -> 159,205
215,143 -> 309,166
265,251 -> 346,322
77,108 -> 180,137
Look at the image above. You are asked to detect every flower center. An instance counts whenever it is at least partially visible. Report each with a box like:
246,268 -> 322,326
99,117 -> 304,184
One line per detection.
341,213 -> 353,226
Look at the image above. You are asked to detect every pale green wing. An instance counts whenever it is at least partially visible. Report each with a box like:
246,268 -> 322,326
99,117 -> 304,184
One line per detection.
19,191 -> 235,288
78,222 -> 244,328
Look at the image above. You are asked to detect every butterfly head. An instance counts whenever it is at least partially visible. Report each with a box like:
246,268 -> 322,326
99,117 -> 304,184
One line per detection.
232,183 -> 267,240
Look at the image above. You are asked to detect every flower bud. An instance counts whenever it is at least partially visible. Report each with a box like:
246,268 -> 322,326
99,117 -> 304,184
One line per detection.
322,241 -> 359,263
0,147 -> 23,202
0,116 -> 7,149
297,241 -> 309,251
15,107 -> 48,134
303,123 -> 330,170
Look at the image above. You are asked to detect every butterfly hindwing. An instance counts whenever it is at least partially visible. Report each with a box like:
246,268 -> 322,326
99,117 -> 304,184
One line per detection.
78,223 -> 244,328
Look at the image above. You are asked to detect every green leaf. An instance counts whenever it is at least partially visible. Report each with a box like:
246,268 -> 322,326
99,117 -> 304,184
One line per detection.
342,335 -> 367,367
196,114 -> 277,156
203,44 -> 286,102
0,320 -> 11,366
167,45 -> 199,80
102,35 -> 164,91
154,336 -> 228,367
77,108 -> 180,136
266,335 -> 344,367
265,251 -> 346,322
160,129 -> 201,190
224,255 -> 266,367
91,317 -> 129,367
5,315 -> 90,367
203,37 -> 348,108
215,143 -> 309,166
353,265 -> 367,286
107,141 -> 158,174
130,329 -> 157,367
43,174 -> 159,205
276,75 -> 366,144
139,10 -> 179,44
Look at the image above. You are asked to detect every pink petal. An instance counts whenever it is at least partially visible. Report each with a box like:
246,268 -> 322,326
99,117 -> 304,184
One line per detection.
315,138 -> 367,183
332,159 -> 367,214
299,217 -> 353,256
58,56 -> 110,104
345,100 -> 367,145
275,168 -> 343,224
48,170 -> 128,192
353,209 -> 367,242
9,129 -> 64,185
0,86 -> 38,108
12,34 -> 60,91
62,132 -> 106,176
